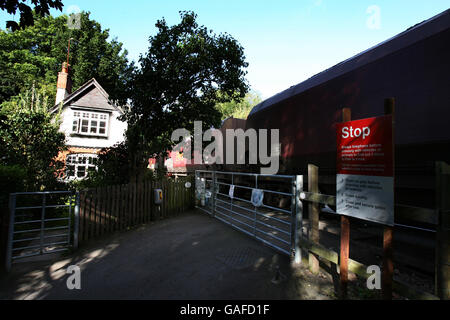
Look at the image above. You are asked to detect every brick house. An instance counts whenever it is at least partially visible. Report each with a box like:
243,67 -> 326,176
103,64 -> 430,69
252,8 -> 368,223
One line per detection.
51,62 -> 128,180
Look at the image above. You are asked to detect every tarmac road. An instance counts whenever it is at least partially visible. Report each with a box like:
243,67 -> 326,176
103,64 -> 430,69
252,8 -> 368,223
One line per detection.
0,211 -> 336,300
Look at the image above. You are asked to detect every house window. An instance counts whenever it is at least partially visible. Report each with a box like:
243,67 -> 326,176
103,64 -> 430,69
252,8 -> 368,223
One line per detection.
72,111 -> 109,137
65,154 -> 98,180
81,119 -> 89,133
90,121 -> 98,134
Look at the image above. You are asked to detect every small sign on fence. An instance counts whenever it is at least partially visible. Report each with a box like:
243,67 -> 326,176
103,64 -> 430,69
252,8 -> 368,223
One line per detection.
229,185 -> 235,199
336,115 -> 394,226
154,189 -> 163,205
251,189 -> 264,207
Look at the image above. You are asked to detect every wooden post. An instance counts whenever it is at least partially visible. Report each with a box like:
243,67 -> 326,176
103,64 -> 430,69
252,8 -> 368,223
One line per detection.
115,184 -> 121,229
106,185 -> 112,234
436,161 -> 450,300
163,180 -> 167,219
150,181 -> 155,221
136,182 -> 140,223
94,188 -> 101,238
144,181 -> 149,222
88,190 -> 93,239
140,182 -> 144,223
169,180 -> 173,217
308,164 -> 320,274
126,184 -> 131,228
119,185 -> 124,230
73,192 -> 80,250
101,188 -> 106,234
100,186 -> 106,236
110,185 -> 114,230
340,107 -> 351,299
79,192 -> 85,243
382,98 -> 395,300
133,182 -> 137,225
212,171 -> 216,218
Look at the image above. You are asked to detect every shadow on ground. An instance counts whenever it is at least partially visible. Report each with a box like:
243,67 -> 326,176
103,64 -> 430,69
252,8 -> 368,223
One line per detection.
0,211 -> 340,300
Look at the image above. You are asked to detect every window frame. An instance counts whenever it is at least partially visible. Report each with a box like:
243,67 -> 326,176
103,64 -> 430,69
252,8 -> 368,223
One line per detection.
71,110 -> 109,137
65,153 -> 99,180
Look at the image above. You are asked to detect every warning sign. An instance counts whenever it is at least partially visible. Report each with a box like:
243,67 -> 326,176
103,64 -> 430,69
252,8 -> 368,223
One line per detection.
336,115 -> 394,226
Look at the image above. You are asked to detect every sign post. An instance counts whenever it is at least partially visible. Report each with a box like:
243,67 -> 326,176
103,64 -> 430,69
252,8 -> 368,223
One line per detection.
382,98 -> 395,300
336,115 -> 394,225
339,108 -> 351,299
336,101 -> 395,299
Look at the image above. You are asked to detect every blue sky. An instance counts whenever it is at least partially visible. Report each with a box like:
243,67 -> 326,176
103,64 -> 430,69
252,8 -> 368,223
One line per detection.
2,1 -> 449,99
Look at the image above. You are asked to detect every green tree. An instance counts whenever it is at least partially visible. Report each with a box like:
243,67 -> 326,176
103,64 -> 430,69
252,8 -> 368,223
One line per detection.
0,11 -> 132,105
215,91 -> 262,120
0,0 -> 63,31
123,11 -> 249,180
82,142 -> 131,187
0,86 -> 66,190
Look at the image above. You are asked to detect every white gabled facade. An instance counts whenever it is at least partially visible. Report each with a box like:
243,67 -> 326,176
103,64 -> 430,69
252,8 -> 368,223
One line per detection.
52,63 -> 128,180
58,107 -> 126,150
55,79 -> 127,150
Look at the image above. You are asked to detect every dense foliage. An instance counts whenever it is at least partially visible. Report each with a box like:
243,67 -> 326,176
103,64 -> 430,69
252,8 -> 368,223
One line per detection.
0,86 -> 66,190
122,11 -> 249,179
0,164 -> 26,205
77,142 -> 131,188
0,0 -> 63,31
215,91 -> 262,120
69,141 -> 168,189
0,11 -> 132,105
0,9 -> 251,188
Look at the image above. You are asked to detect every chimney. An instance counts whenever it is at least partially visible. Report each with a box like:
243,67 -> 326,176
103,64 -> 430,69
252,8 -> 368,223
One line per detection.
55,62 -> 72,106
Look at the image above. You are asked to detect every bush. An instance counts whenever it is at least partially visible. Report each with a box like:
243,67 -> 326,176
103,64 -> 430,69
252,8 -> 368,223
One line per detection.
0,165 -> 27,203
0,87 -> 66,191
0,165 -> 27,230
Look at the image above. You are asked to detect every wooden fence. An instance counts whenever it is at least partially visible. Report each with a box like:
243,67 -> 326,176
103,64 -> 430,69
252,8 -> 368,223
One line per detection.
77,177 -> 194,243
300,161 -> 449,300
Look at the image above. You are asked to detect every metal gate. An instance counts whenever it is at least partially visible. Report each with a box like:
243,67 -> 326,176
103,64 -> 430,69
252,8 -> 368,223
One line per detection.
195,170 -> 303,263
6,191 -> 80,271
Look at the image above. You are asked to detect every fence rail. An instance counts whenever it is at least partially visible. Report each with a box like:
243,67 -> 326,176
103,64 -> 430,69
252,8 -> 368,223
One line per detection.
5,191 -> 77,271
300,161 -> 449,300
78,178 -> 194,243
194,160 -> 448,300
300,191 -> 437,226
195,170 -> 303,264
298,236 -> 439,300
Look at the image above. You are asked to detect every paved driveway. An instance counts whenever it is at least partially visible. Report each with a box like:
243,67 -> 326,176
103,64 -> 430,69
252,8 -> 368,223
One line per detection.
0,211 -> 336,300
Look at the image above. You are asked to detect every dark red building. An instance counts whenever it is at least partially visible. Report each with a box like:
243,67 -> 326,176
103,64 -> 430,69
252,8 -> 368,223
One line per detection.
246,9 -> 450,207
